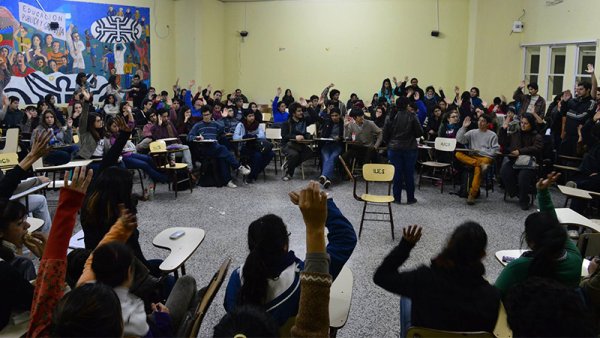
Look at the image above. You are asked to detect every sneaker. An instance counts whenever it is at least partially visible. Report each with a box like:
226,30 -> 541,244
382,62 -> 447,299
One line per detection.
238,165 -> 251,176
467,194 -> 476,205
566,181 -> 577,188
480,163 -> 490,173
282,174 -> 291,181
319,175 -> 327,185
323,179 -> 332,189
227,180 -> 238,188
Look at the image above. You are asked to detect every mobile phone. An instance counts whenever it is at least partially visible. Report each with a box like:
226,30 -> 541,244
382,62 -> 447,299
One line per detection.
169,230 -> 185,240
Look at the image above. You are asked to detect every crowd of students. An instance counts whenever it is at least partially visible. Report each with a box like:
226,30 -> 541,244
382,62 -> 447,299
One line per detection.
1,67 -> 600,337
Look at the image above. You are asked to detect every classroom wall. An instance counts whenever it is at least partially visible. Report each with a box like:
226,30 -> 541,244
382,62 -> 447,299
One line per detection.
70,0 -> 176,91
221,0 -> 471,104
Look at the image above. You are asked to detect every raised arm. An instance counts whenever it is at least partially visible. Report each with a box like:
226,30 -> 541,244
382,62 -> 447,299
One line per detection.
586,64 -> 597,100
536,172 -> 560,218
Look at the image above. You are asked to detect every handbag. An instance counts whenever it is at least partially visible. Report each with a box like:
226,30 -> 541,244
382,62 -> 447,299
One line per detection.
513,155 -> 537,169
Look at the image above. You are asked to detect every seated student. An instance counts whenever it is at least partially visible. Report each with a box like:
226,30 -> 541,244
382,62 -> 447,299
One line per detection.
495,172 -> 583,298
318,107 -> 344,188
499,113 -> 543,210
211,102 -> 224,122
438,108 -> 461,139
321,83 -> 347,116
77,214 -> 197,337
233,110 -> 274,184
370,105 -> 387,129
272,87 -> 289,126
281,103 -> 317,181
135,108 -> 156,153
507,277 -> 597,337
97,116 -> 168,199
247,101 -> 263,123
31,110 -> 78,165
232,97 -> 245,121
134,98 -> 154,127
423,105 -> 443,141
27,166 -> 127,337
151,109 -> 194,173
176,105 -> 195,135
187,106 -> 250,188
102,94 -> 119,118
567,115 -> 600,214
220,106 -> 240,135
184,80 -> 205,118
455,115 -> 500,205
374,223 -> 500,338
1,96 -> 24,129
341,108 -> 383,168
224,182 -> 357,334
1,174 -> 53,233
19,105 -> 38,133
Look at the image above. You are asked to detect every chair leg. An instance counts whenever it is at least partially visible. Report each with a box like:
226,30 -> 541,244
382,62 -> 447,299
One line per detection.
388,202 -> 395,240
359,202 -> 367,238
417,165 -> 423,190
188,171 -> 193,194
137,169 -> 145,194
173,171 -> 178,198
273,152 -> 278,175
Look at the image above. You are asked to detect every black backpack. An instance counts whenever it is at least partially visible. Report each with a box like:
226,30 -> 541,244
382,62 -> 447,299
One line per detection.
197,157 -> 225,187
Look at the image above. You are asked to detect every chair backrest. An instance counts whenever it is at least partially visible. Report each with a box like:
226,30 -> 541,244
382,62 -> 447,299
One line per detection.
265,128 -> 282,140
262,112 -> 273,122
577,233 -> 600,257
149,140 -> 167,153
407,327 -> 495,338
187,258 -> 231,338
362,163 -> 394,182
0,152 -> 18,170
0,128 -> 19,154
434,137 -> 457,152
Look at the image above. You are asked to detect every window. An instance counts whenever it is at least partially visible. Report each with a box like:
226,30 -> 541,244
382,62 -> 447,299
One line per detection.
524,47 -> 540,85
547,46 -> 566,99
575,45 -> 596,84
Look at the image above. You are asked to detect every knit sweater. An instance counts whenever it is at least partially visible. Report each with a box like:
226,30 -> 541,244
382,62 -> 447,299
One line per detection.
494,188 -> 583,297
456,127 -> 499,157
28,188 -> 85,338
187,120 -> 224,142
344,120 -> 382,148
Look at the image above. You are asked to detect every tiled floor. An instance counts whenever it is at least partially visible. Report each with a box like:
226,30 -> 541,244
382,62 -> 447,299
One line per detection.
48,165 -> 566,337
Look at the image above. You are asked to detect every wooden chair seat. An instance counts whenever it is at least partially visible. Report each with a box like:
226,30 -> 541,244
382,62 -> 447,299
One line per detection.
420,161 -> 451,168
361,193 -> 395,203
159,163 -> 188,170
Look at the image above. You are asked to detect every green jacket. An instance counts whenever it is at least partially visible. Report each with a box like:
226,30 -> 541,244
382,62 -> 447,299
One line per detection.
494,188 -> 583,297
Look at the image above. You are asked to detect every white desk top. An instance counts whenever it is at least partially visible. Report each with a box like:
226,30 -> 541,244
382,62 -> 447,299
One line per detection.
68,229 -> 85,250
558,185 -> 593,200
10,182 -> 50,201
35,159 -> 93,172
152,227 -> 205,272
0,312 -> 29,338
329,265 -> 353,329
554,208 -> 600,233
27,217 -> 44,233
495,249 -> 590,277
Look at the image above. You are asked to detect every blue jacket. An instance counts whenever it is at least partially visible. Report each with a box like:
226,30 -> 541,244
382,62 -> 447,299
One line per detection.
223,199 -> 357,327
415,99 -> 428,126
184,90 -> 202,117
272,96 -> 289,123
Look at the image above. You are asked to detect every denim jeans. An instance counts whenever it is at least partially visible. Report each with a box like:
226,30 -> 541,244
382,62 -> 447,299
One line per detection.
44,144 -> 79,165
320,143 -> 343,179
400,297 -> 412,338
242,147 -> 275,180
123,153 -> 168,183
387,149 -> 418,202
196,143 -> 240,183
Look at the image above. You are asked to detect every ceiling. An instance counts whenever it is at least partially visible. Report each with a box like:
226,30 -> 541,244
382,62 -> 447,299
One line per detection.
219,0 -> 282,2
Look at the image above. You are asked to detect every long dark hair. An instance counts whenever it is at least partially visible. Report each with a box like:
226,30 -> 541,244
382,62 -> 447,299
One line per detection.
431,221 -> 487,277
0,200 -> 27,261
39,110 -> 62,129
92,242 -> 134,288
238,214 -> 289,307
522,212 -> 567,278
82,167 -> 135,234
177,105 -> 192,130
87,112 -> 103,142
381,78 -> 392,96
51,283 -> 123,337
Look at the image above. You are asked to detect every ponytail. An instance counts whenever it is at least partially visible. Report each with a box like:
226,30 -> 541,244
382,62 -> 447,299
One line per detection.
238,214 -> 288,307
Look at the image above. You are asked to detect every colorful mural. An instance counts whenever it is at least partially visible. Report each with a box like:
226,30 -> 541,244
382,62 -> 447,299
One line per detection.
0,1 -> 150,105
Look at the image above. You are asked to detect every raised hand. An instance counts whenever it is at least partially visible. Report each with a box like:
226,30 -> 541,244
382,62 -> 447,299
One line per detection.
117,204 -> 138,232
536,171 -> 561,191
29,130 -> 53,160
392,76 -> 397,84
276,87 -> 282,96
586,64 -> 595,74
403,76 -> 409,82
462,116 -> 471,128
414,91 -> 420,101
328,83 -> 335,88
402,225 -> 422,245
519,80 -> 526,88
298,181 -> 328,232
64,166 -> 93,194
188,79 -> 195,89
454,85 -> 460,95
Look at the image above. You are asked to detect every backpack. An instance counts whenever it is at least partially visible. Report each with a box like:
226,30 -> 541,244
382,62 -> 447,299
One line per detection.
197,157 -> 225,187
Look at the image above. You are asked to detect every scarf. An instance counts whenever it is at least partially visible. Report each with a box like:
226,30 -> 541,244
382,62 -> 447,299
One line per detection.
243,118 -> 259,132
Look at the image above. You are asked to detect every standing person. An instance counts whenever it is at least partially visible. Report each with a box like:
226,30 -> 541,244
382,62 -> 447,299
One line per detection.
383,100 -> 424,204
321,83 -> 347,116
513,81 -> 546,116
559,81 -> 596,156
341,108 -> 383,168
374,223 -> 500,338
378,78 -> 394,105
455,115 -> 500,205
282,89 -> 295,107
128,74 -> 148,109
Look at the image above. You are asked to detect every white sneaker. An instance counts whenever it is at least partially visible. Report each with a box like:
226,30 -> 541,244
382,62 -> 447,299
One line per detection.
238,165 -> 251,176
227,180 -> 238,188
566,181 -> 577,188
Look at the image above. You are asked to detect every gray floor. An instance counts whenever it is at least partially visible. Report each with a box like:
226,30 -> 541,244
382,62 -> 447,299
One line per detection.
48,165 -> 566,337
